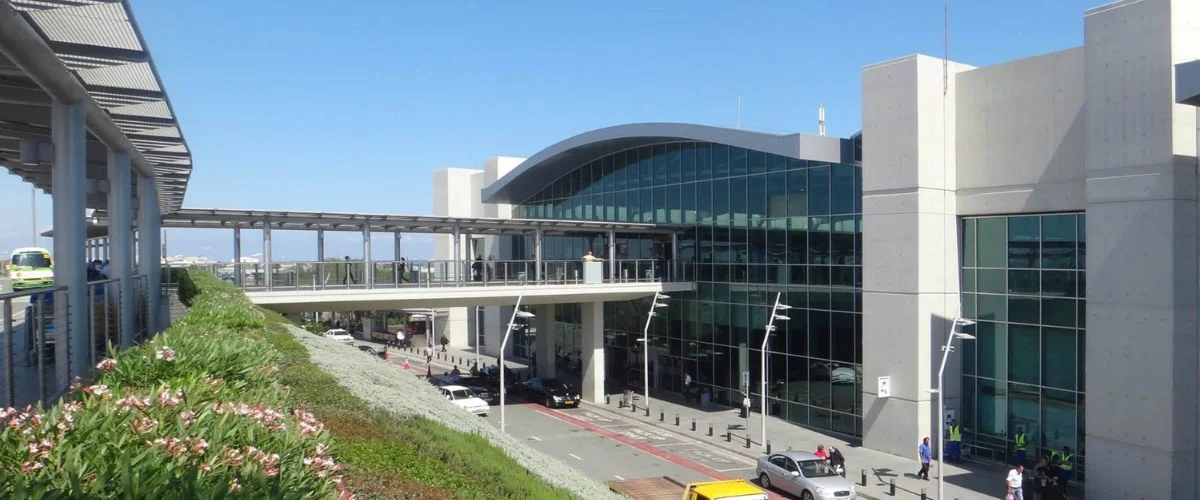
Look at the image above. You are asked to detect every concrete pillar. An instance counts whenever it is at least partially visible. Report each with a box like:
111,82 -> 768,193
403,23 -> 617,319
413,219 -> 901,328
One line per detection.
580,301 -> 605,403
535,304 -> 557,379
262,216 -> 272,289
607,230 -> 616,280
136,175 -> 161,334
393,232 -> 402,260
51,100 -> 87,387
1083,3 -> 1199,497
315,228 -> 324,287
361,315 -> 373,337
106,149 -> 135,348
452,224 -> 461,281
859,54 -> 972,457
534,227 -> 543,282
362,221 -> 372,287
233,227 -> 242,286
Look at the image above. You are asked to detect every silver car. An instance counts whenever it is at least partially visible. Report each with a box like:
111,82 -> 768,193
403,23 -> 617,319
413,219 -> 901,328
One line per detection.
756,451 -> 857,500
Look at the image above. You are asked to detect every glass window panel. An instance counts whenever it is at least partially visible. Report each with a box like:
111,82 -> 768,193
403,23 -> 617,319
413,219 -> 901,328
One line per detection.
963,335 -> 977,374
747,175 -> 767,224
978,294 -> 1007,323
1041,270 -> 1077,298
809,311 -> 831,359
853,166 -> 863,215
1042,388 -> 1077,452
1008,270 -> 1039,294
681,143 -> 696,183
978,269 -> 1007,293
681,183 -> 696,224
1077,332 -> 1086,392
1009,297 -> 1040,325
787,169 -> 807,217
639,146 -> 653,187
614,191 -> 627,222
976,322 -> 1007,380
809,358 -> 831,409
1008,325 -> 1040,385
748,150 -> 766,175
978,378 -> 1008,437
1041,214 -> 1076,269
977,218 -> 1007,268
730,177 -> 748,228
614,151 -> 628,190
962,269 -> 976,292
1077,294 -> 1086,329
713,180 -> 729,227
962,376 -> 976,429
831,164 -> 855,215
640,189 -> 653,223
667,143 -> 682,184
768,153 -> 786,173
1077,215 -> 1086,270
653,144 -> 667,185
712,144 -> 730,178
697,181 -> 712,224
808,165 -> 831,216
1043,327 -> 1076,391
831,313 -> 855,362
1009,383 -> 1041,454
695,143 -> 711,181
730,147 -> 748,177
962,293 -> 977,319
1042,298 -> 1076,328
1008,216 -> 1040,268
766,172 -> 787,219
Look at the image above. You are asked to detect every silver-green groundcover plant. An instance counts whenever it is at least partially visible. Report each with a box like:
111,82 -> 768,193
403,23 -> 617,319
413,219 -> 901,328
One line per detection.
289,326 -> 624,500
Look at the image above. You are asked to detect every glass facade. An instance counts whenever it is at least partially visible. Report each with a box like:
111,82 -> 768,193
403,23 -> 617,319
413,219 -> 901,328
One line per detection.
960,214 -> 1086,477
512,141 -> 864,436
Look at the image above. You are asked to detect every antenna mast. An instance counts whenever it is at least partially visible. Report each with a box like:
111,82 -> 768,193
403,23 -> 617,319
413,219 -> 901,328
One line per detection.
736,96 -> 742,129
818,103 -> 826,136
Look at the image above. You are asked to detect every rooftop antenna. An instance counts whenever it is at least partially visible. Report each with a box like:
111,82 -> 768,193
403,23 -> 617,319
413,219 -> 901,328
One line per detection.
818,103 -> 826,136
736,96 -> 742,129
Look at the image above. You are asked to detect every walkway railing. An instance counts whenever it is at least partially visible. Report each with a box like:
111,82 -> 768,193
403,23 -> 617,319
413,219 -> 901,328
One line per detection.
169,259 -> 688,292
0,275 -> 155,408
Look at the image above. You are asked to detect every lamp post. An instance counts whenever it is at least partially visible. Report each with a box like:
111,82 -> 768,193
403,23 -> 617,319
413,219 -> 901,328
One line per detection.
474,306 -> 481,367
637,292 -> 669,411
760,292 -> 792,452
500,297 -> 534,434
933,316 -> 975,500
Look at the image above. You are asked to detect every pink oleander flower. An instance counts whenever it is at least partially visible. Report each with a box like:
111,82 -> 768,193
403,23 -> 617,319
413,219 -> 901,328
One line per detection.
157,388 -> 183,408
155,346 -> 176,361
198,463 -> 211,473
130,415 -> 156,434
179,410 -> 197,427
21,461 -> 43,475
95,358 -> 118,372
82,385 -> 109,397
229,479 -> 242,493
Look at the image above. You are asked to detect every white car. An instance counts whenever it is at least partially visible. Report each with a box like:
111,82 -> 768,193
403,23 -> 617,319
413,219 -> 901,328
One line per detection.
322,329 -> 354,343
439,385 -> 490,416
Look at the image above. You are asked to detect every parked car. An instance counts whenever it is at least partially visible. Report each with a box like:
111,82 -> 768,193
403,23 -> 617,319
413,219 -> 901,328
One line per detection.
755,451 -> 857,500
357,345 -> 381,357
322,328 -> 354,343
438,385 -> 489,416
438,375 -> 500,404
521,377 -> 579,408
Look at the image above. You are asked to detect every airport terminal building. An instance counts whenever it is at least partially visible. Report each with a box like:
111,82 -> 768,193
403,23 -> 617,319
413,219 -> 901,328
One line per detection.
437,1 -> 1200,496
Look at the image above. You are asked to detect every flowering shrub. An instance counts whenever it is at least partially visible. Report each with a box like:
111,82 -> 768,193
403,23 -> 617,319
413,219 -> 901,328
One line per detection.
0,272 -> 350,498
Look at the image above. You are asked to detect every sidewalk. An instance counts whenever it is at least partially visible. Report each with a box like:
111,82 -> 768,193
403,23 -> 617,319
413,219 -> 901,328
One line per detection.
584,389 -> 1004,500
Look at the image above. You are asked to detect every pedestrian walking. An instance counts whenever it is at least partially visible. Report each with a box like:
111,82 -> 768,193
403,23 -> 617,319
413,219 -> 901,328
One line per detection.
917,437 -> 932,480
1005,464 -> 1025,500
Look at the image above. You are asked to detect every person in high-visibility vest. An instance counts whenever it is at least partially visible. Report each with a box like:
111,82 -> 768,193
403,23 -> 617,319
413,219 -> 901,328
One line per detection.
1014,427 -> 1028,466
947,418 -> 962,463
1052,446 -> 1074,483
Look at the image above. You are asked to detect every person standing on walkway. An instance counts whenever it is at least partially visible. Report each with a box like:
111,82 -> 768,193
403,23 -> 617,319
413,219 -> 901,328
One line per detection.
1006,464 -> 1025,500
1051,446 -> 1073,484
947,418 -> 963,462
917,437 -> 932,480
1014,427 -> 1028,466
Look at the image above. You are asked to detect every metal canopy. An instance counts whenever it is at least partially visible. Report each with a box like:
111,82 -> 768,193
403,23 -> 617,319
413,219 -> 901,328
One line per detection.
0,0 -> 192,212
51,207 -> 681,238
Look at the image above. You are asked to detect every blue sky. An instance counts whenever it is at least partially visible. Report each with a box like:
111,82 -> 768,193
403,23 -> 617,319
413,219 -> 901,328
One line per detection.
0,0 -> 1107,262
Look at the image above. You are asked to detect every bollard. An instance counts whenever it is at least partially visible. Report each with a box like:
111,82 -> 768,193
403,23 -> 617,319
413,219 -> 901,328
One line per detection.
675,414 -> 679,426
889,479 -> 895,496
707,423 -> 713,436
920,488 -> 927,500
691,419 -> 696,431
861,469 -> 867,486
644,407 -> 650,417
631,403 -> 637,413
660,409 -> 665,422
766,441 -> 771,454
606,395 -> 611,405
745,435 -> 751,449
725,431 -> 731,442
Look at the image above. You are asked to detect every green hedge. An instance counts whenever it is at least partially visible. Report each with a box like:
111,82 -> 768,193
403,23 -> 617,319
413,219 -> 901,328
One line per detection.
0,272 -> 346,498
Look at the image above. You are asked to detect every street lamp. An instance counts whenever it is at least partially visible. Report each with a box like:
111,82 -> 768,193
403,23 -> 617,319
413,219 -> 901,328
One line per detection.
636,292 -> 669,413
500,298 -> 534,434
933,316 -> 975,500
759,292 -> 791,452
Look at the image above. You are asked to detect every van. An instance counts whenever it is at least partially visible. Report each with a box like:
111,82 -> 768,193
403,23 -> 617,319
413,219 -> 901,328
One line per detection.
6,247 -> 54,291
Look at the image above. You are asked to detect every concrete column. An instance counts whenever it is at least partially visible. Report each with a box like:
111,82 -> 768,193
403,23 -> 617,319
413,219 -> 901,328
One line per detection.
393,232 -> 402,260
534,227 -> 543,282
362,221 -> 372,287
607,230 -> 616,281
580,301 -> 605,403
315,228 -> 324,287
535,304 -> 556,379
233,227 -> 242,286
106,149 -> 135,348
1083,3 -> 1199,497
136,175 -> 161,334
452,224 -> 461,281
51,100 -> 87,387
859,54 -> 972,457
262,216 -> 272,289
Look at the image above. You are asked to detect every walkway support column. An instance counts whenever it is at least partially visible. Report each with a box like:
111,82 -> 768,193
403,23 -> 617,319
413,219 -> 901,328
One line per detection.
580,301 -> 605,403
52,100 -> 87,388
315,229 -> 324,288
361,220 -> 372,287
233,227 -> 242,286
534,304 -> 556,379
106,148 -> 135,348
534,226 -> 543,282
607,230 -> 616,281
452,224 -> 461,282
393,232 -> 402,285
262,216 -> 272,289
136,175 -> 161,334
670,231 -> 678,281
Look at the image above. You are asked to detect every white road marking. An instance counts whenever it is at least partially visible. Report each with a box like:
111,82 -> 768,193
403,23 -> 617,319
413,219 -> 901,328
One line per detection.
529,436 -> 542,442
614,475 -> 625,481
654,442 -> 693,447
716,466 -> 756,472
569,453 -> 583,461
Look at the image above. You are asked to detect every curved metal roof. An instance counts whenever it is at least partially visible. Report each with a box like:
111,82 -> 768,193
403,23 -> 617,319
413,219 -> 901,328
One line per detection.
482,122 -> 852,205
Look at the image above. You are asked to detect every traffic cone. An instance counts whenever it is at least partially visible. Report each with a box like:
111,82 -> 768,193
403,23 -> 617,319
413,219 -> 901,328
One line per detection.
402,356 -> 410,369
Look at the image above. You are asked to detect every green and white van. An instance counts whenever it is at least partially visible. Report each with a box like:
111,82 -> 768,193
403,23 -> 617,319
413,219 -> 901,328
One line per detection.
6,247 -> 54,291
